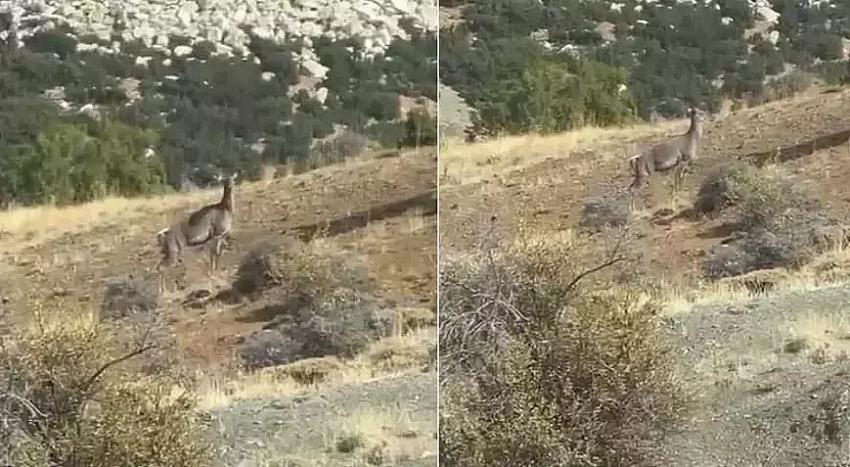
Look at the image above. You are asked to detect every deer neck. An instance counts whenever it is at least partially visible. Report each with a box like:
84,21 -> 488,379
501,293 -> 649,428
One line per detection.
220,183 -> 234,212
687,115 -> 702,138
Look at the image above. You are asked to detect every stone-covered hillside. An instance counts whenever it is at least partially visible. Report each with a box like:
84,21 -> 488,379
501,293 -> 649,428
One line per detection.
439,0 -> 850,137
0,0 -> 437,206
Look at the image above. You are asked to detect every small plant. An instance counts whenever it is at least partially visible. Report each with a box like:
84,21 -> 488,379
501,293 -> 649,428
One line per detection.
579,190 -> 631,230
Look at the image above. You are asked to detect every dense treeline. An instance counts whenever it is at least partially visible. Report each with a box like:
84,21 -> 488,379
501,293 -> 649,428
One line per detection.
440,0 -> 850,135
0,24 -> 436,206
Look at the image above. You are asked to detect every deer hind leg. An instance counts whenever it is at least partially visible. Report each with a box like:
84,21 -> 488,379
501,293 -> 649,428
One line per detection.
208,237 -> 226,277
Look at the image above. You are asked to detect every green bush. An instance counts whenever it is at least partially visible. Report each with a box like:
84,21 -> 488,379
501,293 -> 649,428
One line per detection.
474,56 -> 636,134
400,107 -> 437,147
440,232 -> 683,466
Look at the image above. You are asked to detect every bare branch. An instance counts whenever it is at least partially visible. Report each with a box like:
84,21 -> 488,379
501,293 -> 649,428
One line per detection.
82,344 -> 156,395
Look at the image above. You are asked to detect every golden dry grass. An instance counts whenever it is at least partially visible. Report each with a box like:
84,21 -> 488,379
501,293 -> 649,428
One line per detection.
0,193 -> 210,254
660,238 -> 850,317
440,120 -> 684,185
0,146 -> 432,256
194,327 -> 435,411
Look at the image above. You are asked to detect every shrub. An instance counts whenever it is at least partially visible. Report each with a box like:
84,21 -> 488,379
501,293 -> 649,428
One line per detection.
237,294 -> 385,370
579,189 -> 631,230
270,356 -> 343,385
439,230 -> 683,466
399,107 -> 438,148
763,71 -> 816,102
697,164 -> 843,278
100,275 -> 160,320
233,240 -> 385,369
0,312 -> 212,467
312,130 -> 369,164
232,239 -> 370,304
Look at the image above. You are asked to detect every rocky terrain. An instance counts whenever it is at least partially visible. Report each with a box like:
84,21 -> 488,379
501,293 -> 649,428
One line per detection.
2,0 -> 437,77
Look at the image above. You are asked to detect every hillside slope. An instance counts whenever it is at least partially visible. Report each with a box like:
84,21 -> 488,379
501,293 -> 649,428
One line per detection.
440,86 -> 850,465
441,86 -> 850,282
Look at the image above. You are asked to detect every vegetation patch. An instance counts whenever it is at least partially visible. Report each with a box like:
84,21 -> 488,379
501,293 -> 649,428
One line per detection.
233,240 -> 386,370
579,189 -> 631,231
0,311 -> 211,467
439,229 -> 684,466
698,164 -> 844,279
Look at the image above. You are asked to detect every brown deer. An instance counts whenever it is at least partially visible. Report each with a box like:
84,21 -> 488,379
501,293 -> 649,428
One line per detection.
156,172 -> 238,292
628,107 -> 704,195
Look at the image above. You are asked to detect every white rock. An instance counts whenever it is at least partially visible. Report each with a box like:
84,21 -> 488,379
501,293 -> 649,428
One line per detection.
302,58 -> 329,78
315,87 -> 328,104
768,30 -> 780,45
178,1 -> 198,26
173,45 -> 193,57
261,71 -> 275,81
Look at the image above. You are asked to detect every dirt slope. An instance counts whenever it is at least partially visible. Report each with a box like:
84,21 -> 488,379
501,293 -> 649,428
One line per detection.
0,149 -> 436,368
440,86 -> 850,465
441,88 -> 850,282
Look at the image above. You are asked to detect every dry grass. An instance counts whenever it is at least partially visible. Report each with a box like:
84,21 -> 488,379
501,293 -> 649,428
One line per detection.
661,239 -> 850,316
0,191 -> 218,255
195,327 -> 434,411
440,120 -> 683,185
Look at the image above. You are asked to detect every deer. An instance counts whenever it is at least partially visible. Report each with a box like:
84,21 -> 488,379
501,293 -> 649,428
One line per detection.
155,172 -> 238,293
627,107 -> 704,197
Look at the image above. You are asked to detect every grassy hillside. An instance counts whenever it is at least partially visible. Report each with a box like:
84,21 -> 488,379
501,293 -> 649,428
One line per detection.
439,85 -> 850,465
0,146 -> 437,466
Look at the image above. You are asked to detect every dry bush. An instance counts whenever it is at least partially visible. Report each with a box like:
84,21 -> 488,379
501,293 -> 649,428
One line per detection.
394,307 -> 436,334
0,312 -> 211,467
696,164 -> 844,278
579,189 -> 631,231
692,163 -> 747,215
268,356 -> 344,385
233,240 -> 386,370
763,71 -> 816,103
439,229 -> 683,466
100,275 -> 159,320
311,130 -> 369,166
232,239 -> 370,304
238,295 -> 386,370
364,329 -> 434,372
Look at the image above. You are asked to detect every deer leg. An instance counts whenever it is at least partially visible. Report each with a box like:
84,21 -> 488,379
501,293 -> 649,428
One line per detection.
208,237 -> 224,277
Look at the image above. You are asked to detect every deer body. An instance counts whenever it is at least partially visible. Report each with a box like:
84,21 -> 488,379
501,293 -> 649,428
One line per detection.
156,173 -> 237,292
629,108 -> 703,192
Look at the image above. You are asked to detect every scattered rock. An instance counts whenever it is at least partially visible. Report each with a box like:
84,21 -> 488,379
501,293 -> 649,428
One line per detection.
100,275 -> 159,320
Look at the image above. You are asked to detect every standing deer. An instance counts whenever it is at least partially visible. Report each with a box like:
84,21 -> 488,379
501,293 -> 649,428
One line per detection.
156,172 -> 238,292
628,107 -> 704,195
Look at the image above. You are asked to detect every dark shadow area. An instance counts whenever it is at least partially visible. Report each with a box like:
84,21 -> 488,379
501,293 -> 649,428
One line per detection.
285,190 -> 437,241
743,128 -> 850,166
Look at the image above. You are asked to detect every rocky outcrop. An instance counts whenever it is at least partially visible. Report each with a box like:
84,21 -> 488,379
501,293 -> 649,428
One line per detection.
1,0 -> 437,78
